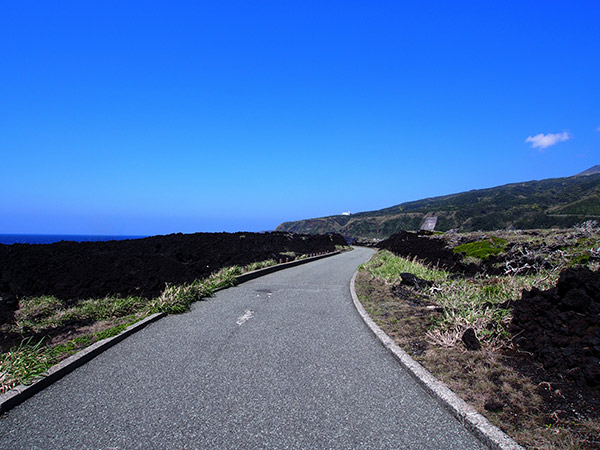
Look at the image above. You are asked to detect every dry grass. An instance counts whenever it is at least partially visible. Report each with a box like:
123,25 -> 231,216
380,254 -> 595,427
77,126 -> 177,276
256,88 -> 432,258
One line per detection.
0,338 -> 53,394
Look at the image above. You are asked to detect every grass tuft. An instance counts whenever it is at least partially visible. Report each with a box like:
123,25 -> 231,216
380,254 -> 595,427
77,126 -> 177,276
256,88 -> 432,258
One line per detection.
0,338 -> 54,393
360,250 -> 449,283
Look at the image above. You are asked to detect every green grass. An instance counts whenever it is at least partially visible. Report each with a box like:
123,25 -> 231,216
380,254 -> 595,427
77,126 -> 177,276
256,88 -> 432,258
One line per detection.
453,236 -> 507,260
360,249 -> 450,283
244,259 -> 277,272
561,237 -> 599,266
1,318 -> 144,394
14,295 -> 148,334
428,273 -> 557,347
360,249 -> 557,348
0,338 -> 55,394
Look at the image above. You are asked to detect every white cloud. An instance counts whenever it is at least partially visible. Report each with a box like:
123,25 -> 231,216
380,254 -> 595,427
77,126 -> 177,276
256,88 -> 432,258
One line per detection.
525,132 -> 570,150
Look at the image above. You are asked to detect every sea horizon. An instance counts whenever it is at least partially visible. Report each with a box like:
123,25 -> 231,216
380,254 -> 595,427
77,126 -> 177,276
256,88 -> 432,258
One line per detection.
0,234 -> 149,245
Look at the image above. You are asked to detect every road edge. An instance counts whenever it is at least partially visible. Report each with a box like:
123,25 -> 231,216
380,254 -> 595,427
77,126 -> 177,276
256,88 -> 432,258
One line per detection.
0,250 -> 341,414
0,312 -> 165,414
236,250 -> 340,283
350,270 -> 524,450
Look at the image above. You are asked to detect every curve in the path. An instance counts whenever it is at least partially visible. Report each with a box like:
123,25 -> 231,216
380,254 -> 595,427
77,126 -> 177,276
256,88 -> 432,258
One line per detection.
0,247 -> 488,449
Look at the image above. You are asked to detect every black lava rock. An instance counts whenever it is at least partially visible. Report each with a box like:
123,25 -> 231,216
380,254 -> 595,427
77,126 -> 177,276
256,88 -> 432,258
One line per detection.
462,327 -> 482,351
512,267 -> 600,388
400,272 -> 433,289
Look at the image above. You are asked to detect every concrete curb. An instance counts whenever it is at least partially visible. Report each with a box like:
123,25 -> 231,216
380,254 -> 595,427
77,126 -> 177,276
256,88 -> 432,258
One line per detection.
350,270 -> 524,450
235,250 -> 340,284
0,250 -> 342,414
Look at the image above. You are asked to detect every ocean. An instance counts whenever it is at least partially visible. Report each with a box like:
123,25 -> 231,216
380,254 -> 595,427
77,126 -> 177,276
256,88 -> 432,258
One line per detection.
0,234 -> 147,245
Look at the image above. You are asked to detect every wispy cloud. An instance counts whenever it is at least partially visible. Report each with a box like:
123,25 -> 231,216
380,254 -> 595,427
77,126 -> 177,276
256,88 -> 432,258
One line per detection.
525,132 -> 570,150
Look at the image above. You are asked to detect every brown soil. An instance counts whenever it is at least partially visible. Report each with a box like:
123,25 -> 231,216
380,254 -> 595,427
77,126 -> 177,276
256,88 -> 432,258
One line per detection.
355,271 -> 441,357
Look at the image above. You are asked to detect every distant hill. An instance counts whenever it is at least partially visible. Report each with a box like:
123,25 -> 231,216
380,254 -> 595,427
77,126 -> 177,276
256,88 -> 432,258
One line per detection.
577,165 -> 600,176
276,171 -> 600,240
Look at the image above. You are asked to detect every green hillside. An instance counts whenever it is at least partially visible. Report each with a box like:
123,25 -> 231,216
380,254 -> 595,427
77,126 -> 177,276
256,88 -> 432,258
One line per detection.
276,173 -> 600,240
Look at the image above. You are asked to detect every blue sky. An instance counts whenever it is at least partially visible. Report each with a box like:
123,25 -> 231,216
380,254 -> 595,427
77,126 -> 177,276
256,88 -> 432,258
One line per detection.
2,1 -> 599,235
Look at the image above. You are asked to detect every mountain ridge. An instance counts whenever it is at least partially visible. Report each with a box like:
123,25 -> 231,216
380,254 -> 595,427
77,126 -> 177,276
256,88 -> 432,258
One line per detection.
577,165 -> 600,176
276,169 -> 600,240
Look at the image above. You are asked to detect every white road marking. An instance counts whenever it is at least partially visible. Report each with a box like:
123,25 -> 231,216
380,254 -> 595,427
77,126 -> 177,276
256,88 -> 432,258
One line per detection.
236,310 -> 254,326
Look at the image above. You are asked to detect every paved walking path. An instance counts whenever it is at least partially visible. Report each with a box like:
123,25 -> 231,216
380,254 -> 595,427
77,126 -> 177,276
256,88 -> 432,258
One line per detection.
0,248 -> 488,449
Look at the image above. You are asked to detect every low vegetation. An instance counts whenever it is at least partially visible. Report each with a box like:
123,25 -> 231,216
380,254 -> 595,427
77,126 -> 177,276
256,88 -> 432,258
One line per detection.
452,235 -> 507,260
1,259 -> 280,395
356,223 -> 600,449
277,172 -> 600,239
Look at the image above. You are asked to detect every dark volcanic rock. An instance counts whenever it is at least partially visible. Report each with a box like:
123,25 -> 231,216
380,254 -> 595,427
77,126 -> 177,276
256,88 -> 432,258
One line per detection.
0,232 -> 346,326
462,327 -> 482,351
512,267 -> 600,388
400,272 -> 433,289
484,400 -> 504,412
377,231 -> 467,273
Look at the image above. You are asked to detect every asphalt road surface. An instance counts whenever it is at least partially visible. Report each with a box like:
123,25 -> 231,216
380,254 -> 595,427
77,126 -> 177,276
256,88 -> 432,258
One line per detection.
1,247 -> 488,449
